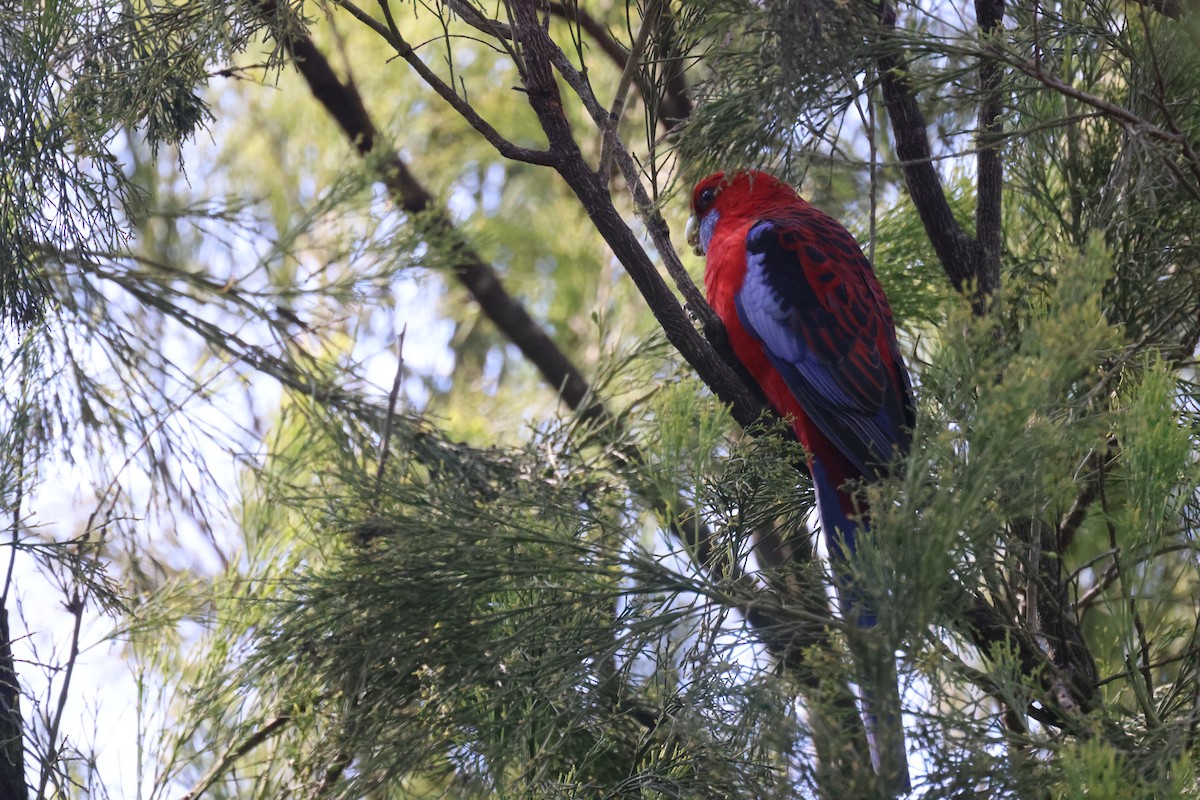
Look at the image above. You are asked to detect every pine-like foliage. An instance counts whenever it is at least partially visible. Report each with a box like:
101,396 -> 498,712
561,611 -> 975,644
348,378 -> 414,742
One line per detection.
2,0 -> 1199,798
208,397 -> 810,799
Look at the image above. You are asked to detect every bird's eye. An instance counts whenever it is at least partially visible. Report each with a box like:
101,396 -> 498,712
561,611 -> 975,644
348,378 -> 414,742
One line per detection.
697,186 -> 717,211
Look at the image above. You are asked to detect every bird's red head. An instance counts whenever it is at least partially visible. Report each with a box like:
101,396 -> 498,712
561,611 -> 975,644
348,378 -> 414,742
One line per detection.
686,171 -> 802,255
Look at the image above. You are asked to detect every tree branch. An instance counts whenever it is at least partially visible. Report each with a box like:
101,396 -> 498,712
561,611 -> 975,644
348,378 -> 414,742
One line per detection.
506,0 -> 772,433
1006,57 -> 1196,150
327,0 -> 556,166
1015,517 -> 1098,711
548,1 -> 693,128
509,9 -> 776,439
177,714 -> 292,800
975,0 -> 1005,296
0,603 -> 24,800
273,5 -> 594,418
0,369 -> 28,800
874,1 -> 995,312
960,586 -> 1093,731
597,0 -> 658,178
267,0 -> 775,591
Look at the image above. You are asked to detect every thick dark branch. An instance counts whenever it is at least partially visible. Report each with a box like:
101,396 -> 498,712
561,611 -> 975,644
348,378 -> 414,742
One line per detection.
342,1 -> 737,426
0,602 -> 25,800
960,588 -> 1094,730
975,0 -> 1005,296
1015,518 -> 1098,710
508,1 -> 772,433
875,2 -> 994,312
0,375 -> 27,800
534,19 -> 775,444
276,9 -> 596,418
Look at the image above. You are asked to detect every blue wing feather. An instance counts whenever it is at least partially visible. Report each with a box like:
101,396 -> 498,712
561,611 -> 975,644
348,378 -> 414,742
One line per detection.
735,219 -> 910,478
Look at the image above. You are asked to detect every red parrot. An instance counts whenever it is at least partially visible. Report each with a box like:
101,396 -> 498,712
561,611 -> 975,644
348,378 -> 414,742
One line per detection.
687,170 -> 914,793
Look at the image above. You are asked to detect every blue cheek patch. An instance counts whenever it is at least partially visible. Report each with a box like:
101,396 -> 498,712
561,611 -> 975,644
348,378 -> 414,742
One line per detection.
700,209 -> 720,254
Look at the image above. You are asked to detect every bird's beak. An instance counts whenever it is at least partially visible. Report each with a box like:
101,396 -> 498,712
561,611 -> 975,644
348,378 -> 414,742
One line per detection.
685,215 -> 703,256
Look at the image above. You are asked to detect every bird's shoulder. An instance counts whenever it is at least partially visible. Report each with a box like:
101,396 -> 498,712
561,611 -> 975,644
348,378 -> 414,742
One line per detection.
741,211 -> 886,325
745,208 -> 870,276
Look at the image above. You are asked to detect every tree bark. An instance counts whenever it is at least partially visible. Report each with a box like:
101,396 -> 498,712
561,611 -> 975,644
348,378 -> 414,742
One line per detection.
0,601 -> 27,800
874,1 -> 999,313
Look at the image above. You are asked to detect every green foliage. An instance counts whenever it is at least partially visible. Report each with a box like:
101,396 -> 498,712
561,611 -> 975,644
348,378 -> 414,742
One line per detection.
1115,362 -> 1195,550
863,236 -> 1117,630
1052,737 -> 1195,800
865,187 -> 966,326
5,0 -> 1200,798
0,0 -> 291,328
675,0 -> 878,182
177,399 -> 807,799
1,2 -> 124,326
1004,3 -> 1200,351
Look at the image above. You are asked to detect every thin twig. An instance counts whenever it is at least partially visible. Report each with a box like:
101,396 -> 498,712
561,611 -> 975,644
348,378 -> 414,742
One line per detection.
36,492 -> 120,800
1008,54 -> 1196,152
1058,440 -> 1117,550
177,714 -> 293,800
867,70 -> 878,264
1134,1 -> 1200,199
374,325 -> 407,492
1096,646 -> 1200,688
1097,457 -> 1162,728
326,0 -> 556,166
598,0 -> 659,178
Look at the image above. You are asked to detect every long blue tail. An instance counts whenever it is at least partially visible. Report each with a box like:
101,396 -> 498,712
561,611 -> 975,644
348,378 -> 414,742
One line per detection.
812,461 -> 911,796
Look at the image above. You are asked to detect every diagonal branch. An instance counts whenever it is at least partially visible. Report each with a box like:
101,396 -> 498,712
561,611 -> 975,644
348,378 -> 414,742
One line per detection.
264,0 -> 773,587
178,714 -> 292,800
501,1 -> 772,434
273,4 -> 592,417
874,1 -> 996,312
1005,54 -> 1200,197
327,0 -> 555,166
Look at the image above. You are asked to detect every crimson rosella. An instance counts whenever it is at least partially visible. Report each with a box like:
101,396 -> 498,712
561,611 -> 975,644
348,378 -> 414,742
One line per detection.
687,170 -> 914,793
